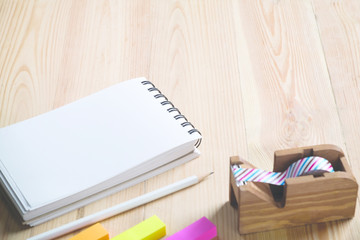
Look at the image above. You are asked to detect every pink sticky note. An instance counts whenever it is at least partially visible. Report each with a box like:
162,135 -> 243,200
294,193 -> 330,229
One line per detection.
166,217 -> 217,240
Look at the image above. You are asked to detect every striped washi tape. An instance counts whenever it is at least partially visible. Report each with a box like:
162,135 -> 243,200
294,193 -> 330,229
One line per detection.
231,156 -> 334,186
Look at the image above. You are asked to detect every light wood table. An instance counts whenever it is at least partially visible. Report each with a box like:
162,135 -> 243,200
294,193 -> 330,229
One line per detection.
1,0 -> 359,239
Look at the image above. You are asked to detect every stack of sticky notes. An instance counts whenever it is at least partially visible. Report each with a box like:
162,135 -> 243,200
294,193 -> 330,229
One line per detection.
67,215 -> 217,240
166,217 -> 217,240
69,223 -> 109,240
111,215 -> 166,240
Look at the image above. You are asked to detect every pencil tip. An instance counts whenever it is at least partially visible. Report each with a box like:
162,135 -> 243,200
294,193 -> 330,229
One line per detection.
198,171 -> 214,182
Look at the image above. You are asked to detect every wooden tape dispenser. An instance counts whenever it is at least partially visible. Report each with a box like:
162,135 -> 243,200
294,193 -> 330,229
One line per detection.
229,144 -> 358,234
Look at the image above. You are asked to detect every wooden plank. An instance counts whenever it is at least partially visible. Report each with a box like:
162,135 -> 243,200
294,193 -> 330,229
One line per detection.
312,0 -> 360,238
0,1 -> 151,239
0,0 -> 248,239
1,0 -> 359,239
231,0 -> 350,238
141,1 -> 247,239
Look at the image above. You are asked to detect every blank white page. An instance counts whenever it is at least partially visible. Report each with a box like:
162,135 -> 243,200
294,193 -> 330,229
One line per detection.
0,78 -> 200,208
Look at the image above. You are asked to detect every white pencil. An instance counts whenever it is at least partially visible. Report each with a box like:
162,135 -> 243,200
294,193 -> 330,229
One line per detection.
27,172 -> 213,240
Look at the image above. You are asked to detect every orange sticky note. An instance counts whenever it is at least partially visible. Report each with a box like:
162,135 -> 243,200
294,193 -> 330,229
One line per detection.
69,223 -> 109,240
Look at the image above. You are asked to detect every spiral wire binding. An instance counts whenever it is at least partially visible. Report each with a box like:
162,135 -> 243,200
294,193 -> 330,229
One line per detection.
141,80 -> 202,148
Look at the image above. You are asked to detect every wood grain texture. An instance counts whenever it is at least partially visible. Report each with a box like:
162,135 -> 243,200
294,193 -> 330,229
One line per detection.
0,0 -> 359,239
230,145 -> 358,234
311,0 -> 360,238
231,0 -> 358,239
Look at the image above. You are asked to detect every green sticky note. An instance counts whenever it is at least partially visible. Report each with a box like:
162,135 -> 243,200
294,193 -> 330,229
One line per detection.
111,215 -> 166,240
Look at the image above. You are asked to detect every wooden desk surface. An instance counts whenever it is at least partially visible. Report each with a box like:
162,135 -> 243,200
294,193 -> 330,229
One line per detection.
1,0 -> 359,239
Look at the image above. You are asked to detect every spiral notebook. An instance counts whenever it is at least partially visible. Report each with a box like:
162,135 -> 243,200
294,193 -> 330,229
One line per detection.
0,78 -> 202,226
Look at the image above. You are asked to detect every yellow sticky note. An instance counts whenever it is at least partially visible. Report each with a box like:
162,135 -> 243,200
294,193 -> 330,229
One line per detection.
69,223 -> 109,240
111,215 -> 166,240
